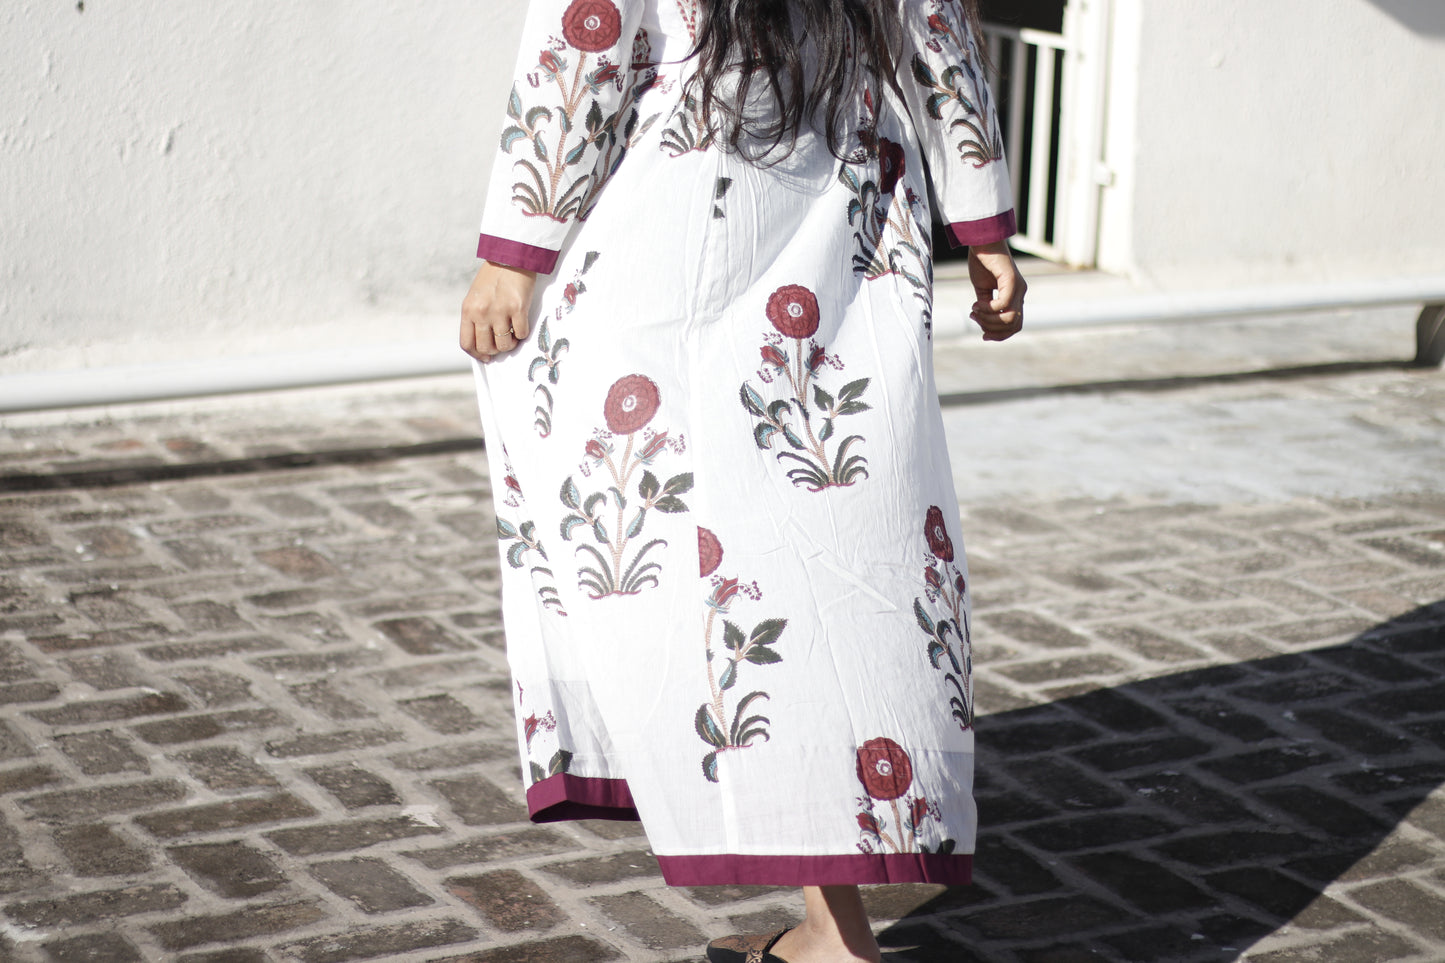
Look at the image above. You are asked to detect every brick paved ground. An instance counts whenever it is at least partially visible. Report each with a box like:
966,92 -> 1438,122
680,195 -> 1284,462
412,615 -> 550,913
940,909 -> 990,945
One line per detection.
0,311 -> 1442,961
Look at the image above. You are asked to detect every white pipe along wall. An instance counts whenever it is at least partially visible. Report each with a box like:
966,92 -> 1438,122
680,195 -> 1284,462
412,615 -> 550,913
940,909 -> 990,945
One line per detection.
4,275 -> 1443,414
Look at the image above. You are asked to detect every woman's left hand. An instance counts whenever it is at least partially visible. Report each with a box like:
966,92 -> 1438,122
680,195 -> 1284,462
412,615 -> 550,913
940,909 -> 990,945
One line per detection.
460,260 -> 538,363
967,241 -> 1026,342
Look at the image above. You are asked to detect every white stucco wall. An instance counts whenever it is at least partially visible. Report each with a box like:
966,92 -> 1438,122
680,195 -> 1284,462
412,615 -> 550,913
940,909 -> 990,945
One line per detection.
1,0 -> 525,373
1098,0 -> 1445,285
6,1 -> 1443,380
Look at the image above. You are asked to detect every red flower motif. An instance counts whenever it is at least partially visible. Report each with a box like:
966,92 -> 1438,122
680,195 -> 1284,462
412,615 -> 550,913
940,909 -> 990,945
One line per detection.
910,796 -> 930,828
713,576 -> 740,607
594,62 -> 620,86
504,474 -> 522,493
856,737 -> 913,801
563,282 -> 579,306
539,49 -> 562,74
698,527 -> 723,577
878,137 -> 905,195
954,573 -> 966,595
603,374 -> 660,434
924,506 -> 954,562
639,431 -> 668,461
927,13 -> 949,36
857,811 -> 881,835
924,566 -> 942,590
562,0 -> 622,53
760,345 -> 787,369
523,713 -> 541,747
585,439 -> 608,461
765,285 -> 820,340
807,344 -> 826,373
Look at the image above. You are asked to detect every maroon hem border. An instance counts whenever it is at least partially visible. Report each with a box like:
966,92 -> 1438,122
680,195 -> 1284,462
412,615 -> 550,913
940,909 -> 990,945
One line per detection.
656,852 -> 973,887
476,233 -> 561,274
944,210 -> 1018,248
526,773 -> 640,823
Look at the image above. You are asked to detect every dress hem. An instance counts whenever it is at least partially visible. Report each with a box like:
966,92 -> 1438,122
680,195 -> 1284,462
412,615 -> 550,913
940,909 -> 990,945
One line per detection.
656,852 -> 974,887
526,772 -> 641,822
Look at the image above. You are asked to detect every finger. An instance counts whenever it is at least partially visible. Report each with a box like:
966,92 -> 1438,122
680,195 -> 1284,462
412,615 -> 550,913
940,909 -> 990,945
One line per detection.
471,323 -> 498,361
509,310 -> 530,342
459,316 -> 477,356
990,271 -> 1018,312
491,322 -> 518,353
981,320 -> 1022,341
970,307 -> 1021,327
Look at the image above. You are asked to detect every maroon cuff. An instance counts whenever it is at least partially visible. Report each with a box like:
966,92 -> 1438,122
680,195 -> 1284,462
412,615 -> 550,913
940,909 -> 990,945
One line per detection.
944,210 -> 1018,248
476,233 -> 561,274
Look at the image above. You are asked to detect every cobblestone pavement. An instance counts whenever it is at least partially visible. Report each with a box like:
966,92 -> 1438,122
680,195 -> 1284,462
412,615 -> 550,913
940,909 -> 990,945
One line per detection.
0,313 -> 1442,962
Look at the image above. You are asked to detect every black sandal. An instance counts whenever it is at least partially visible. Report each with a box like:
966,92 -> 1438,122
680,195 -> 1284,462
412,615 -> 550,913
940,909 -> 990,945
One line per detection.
705,927 -> 792,963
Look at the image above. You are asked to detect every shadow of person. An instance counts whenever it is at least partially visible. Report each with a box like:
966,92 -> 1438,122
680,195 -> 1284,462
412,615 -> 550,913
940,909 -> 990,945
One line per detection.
878,599 -> 1445,962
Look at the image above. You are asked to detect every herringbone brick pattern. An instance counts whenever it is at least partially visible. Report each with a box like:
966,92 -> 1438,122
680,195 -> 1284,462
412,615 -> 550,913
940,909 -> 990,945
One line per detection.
0,369 -> 1442,962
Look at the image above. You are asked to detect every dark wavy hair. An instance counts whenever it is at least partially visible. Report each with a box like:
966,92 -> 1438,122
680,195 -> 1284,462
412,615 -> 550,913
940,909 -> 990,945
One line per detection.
685,0 -> 984,164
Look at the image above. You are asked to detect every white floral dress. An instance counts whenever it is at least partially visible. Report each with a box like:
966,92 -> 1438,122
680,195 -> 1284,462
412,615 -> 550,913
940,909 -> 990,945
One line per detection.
472,0 -> 1014,886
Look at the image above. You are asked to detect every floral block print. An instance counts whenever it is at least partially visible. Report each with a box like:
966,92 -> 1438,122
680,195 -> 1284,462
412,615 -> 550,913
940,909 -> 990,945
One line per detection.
560,374 -> 692,598
518,682 -> 573,786
912,1 -> 1004,168
913,506 -> 973,730
694,527 -> 788,783
529,251 -> 599,437
855,738 -> 956,856
839,99 -> 935,334
740,285 -> 872,491
496,459 -> 568,616
657,0 -> 716,158
500,0 -> 659,222
579,27 -> 663,220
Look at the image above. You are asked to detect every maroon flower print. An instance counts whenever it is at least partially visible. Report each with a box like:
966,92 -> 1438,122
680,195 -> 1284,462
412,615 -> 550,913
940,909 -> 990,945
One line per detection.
593,62 -> 620,86
760,345 -> 787,369
878,137 -> 905,194
562,0 -> 622,53
765,284 -> 821,339
856,737 -> 913,801
924,505 -> 954,562
857,811 -> 881,835
539,49 -> 562,75
603,374 -> 660,435
910,796 -> 930,827
698,527 -> 723,577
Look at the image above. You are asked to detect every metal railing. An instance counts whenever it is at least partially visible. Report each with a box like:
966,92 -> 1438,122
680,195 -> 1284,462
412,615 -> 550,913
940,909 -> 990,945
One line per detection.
983,23 -> 1071,262
983,4 -> 1110,268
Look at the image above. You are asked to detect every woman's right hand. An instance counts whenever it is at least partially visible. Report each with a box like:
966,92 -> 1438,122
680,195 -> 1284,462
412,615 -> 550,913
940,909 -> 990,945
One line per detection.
460,261 -> 538,363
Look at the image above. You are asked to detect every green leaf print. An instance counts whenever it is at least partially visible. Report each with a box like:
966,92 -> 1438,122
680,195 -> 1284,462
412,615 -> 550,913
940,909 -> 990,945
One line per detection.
695,705 -> 726,748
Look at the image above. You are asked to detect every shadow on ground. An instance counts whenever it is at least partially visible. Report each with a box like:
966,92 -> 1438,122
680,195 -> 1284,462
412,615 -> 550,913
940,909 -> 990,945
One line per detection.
878,601 -> 1445,963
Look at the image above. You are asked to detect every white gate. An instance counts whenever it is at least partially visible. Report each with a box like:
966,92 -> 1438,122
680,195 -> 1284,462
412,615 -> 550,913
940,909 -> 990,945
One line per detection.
982,1 -> 1110,268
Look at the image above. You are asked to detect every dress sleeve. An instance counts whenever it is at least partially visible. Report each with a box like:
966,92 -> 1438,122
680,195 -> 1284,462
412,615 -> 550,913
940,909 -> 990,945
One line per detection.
896,0 -> 1016,248
477,0 -> 646,273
